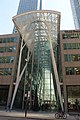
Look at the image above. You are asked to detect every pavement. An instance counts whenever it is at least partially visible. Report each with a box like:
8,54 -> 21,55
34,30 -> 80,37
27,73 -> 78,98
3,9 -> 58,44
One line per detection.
0,110 -> 80,120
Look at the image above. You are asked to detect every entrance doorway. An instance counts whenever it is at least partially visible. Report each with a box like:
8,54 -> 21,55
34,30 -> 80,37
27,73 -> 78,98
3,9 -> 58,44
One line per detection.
67,85 -> 80,112
0,85 -> 9,107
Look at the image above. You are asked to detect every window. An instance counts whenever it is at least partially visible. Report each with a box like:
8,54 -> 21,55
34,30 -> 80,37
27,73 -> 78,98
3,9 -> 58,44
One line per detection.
0,68 -> 12,75
0,37 -> 17,43
62,33 -> 80,39
65,67 -> 80,75
0,46 -> 16,53
64,54 -> 80,62
63,43 -> 80,50
0,48 -> 5,52
66,67 -> 74,75
10,56 -> 14,63
0,56 -> 14,64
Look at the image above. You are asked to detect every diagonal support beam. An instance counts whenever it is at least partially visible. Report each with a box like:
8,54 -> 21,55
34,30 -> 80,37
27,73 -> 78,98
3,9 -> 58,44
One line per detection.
49,41 -> 64,111
48,31 -> 64,111
10,39 -> 30,110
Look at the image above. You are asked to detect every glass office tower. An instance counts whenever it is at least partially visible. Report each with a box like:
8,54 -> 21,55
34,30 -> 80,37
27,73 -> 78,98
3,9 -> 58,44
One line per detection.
70,0 -> 80,29
13,0 -> 38,33
17,0 -> 38,14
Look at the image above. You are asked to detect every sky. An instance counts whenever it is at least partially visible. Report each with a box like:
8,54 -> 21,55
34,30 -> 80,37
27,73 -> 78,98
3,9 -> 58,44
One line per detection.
0,0 -> 75,35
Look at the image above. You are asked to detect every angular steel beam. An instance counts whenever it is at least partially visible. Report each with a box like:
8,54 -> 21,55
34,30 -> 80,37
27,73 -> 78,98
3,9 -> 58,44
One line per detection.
47,26 -> 64,111
10,39 -> 30,110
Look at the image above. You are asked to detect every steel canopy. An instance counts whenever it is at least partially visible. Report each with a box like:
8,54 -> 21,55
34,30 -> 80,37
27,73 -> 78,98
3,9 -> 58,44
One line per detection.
12,10 -> 60,52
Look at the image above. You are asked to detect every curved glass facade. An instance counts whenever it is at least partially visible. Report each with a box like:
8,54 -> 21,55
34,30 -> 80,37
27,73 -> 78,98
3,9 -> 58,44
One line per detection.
12,10 -> 61,110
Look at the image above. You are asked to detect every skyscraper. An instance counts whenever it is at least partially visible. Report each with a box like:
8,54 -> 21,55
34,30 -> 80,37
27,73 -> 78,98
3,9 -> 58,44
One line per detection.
13,0 -> 38,33
70,0 -> 80,29
17,0 -> 38,14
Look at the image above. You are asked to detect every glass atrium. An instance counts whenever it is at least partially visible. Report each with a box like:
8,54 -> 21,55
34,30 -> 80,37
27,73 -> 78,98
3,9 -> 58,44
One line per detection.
10,10 -> 62,111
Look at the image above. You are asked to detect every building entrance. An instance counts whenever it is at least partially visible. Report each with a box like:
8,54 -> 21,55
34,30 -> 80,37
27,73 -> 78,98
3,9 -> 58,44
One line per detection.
67,86 -> 80,112
0,85 -> 9,106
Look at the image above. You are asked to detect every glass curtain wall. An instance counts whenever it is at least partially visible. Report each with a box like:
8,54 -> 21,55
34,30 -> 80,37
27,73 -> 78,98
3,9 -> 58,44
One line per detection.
67,86 -> 80,111
12,11 -> 60,111
22,12 -> 60,111
30,38 -> 56,111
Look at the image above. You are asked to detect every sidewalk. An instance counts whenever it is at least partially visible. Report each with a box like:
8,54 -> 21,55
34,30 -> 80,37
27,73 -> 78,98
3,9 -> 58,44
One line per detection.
0,110 -> 79,120
0,110 -> 54,119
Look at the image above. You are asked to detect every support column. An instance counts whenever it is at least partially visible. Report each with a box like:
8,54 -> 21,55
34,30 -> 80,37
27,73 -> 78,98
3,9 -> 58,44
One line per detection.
10,38 -> 23,110
10,49 -> 30,110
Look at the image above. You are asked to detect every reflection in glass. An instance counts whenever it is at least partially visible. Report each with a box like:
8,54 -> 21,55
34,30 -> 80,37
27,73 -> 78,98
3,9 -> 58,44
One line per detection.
66,67 -> 80,75
0,68 -> 12,75
0,46 -> 16,53
64,54 -> 80,62
0,56 -> 14,64
0,37 -> 17,43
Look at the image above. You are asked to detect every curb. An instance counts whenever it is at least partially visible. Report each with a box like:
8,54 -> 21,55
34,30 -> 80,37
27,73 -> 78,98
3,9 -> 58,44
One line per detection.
0,115 -> 54,120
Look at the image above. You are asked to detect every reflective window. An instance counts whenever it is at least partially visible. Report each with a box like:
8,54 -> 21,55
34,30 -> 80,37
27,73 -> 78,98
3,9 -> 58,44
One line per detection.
0,68 -> 12,75
62,33 -> 80,39
0,56 -> 14,64
0,37 -> 17,43
0,46 -> 16,53
0,47 -> 5,52
66,67 -> 80,75
64,54 -> 80,61
10,56 -> 14,63
63,43 -> 80,50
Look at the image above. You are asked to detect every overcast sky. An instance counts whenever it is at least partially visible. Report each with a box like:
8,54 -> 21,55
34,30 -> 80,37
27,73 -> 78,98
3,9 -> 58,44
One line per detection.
0,0 -> 75,35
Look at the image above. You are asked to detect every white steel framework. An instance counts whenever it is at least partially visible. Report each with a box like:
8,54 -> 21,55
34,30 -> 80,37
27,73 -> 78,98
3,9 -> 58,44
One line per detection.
10,10 -> 63,111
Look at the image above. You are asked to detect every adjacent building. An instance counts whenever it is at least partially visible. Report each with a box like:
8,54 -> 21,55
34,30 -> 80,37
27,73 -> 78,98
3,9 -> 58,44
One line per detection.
60,30 -> 80,112
0,34 -> 19,108
70,0 -> 80,29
